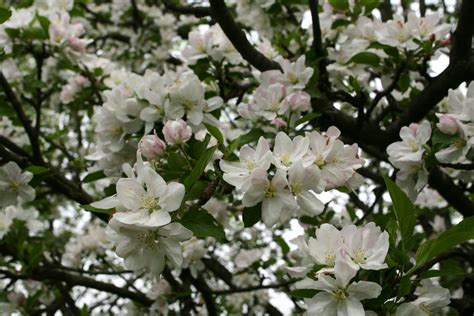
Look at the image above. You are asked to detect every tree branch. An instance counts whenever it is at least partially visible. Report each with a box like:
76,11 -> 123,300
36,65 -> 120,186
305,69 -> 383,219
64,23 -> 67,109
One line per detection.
208,0 -> 281,72
0,72 -> 43,163
163,0 -> 211,18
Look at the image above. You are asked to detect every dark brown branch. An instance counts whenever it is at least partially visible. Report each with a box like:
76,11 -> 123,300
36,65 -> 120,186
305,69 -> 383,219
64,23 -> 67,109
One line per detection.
439,163 -> 474,170
309,0 -> 329,88
0,72 -> 43,163
163,0 -> 211,18
210,279 -> 299,295
208,0 -> 281,72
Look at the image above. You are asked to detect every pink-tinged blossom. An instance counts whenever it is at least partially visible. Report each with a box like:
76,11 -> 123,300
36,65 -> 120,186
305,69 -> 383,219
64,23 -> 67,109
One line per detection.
341,222 -> 389,270
162,119 -> 192,145
387,121 -> 431,164
220,137 -> 273,191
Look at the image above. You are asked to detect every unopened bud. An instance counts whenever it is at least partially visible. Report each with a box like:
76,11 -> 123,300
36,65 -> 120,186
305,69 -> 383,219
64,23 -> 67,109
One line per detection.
162,119 -> 192,145
437,114 -> 458,135
139,132 -> 166,159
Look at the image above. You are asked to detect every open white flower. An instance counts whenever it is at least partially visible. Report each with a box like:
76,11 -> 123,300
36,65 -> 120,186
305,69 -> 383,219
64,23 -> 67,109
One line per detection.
308,223 -> 343,268
341,222 -> 389,270
387,121 -> 431,164
113,166 -> 184,227
220,137 -> 273,190
107,219 -> 192,277
288,161 -> 324,216
303,256 -> 382,316
273,132 -> 310,170
396,280 -> 450,316
242,168 -> 296,227
0,162 -> 35,207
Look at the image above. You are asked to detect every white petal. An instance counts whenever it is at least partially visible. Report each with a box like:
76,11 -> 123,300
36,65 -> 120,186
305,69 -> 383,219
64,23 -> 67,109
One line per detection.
160,182 -> 185,212
347,281 -> 382,300
144,167 -> 167,198
116,178 -> 144,210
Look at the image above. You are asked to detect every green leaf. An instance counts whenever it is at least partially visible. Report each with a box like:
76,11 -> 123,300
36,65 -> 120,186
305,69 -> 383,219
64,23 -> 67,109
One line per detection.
25,165 -> 49,175
287,289 -> 318,299
36,14 -> 50,32
328,0 -> 349,11
204,123 -> 224,145
383,175 -> 416,244
295,112 -> 321,126
229,129 -> 266,153
397,276 -> 412,298
82,170 -> 106,183
179,209 -> 226,242
183,146 -> 216,189
420,267 -> 467,279
415,217 -> 474,267
348,52 -> 381,67
274,235 -> 290,254
0,7 -> 11,24
360,0 -> 379,11
80,204 -> 113,215
242,203 -> 262,227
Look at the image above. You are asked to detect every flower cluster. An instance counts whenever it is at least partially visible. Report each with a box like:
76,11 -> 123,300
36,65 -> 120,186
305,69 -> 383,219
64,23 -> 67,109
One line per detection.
92,154 -> 192,277
239,56 -> 314,128
291,222 -> 389,315
220,127 -> 364,226
387,121 -> 432,200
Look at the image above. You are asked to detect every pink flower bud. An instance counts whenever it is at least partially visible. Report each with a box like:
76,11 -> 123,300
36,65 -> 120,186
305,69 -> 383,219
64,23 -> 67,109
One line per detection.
162,119 -> 192,145
286,91 -> 311,112
437,114 -> 458,135
408,123 -> 419,135
139,133 -> 167,159
271,117 -> 287,128
68,37 -> 88,53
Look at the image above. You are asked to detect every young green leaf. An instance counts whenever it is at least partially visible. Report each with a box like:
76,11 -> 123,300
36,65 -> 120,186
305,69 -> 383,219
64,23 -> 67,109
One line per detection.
183,146 -> 216,189
415,216 -> 474,267
0,7 -> 11,24
82,170 -> 106,183
179,209 -> 226,242
383,175 -> 416,244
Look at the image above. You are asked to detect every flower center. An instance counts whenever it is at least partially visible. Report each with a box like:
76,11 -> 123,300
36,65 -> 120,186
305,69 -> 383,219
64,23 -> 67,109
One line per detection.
324,251 -> 336,267
245,160 -> 257,171
314,155 -> 326,167
291,182 -> 302,195
334,289 -> 347,301
264,184 -> 278,198
287,72 -> 298,84
453,137 -> 466,149
137,230 -> 158,249
419,303 -> 433,316
408,138 -> 419,152
280,153 -> 291,167
9,181 -> 20,192
353,248 -> 367,264
142,196 -> 160,212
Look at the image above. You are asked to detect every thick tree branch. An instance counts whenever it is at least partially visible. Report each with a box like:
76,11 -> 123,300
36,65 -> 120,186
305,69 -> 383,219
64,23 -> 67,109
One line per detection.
163,0 -> 211,17
0,72 -> 43,163
208,0 -> 281,72
309,0 -> 329,88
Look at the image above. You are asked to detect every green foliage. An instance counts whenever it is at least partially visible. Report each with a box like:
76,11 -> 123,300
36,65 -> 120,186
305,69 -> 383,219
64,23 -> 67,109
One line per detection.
82,170 -> 106,183
348,52 -> 381,67
415,217 -> 474,267
242,203 -> 262,227
383,176 -> 416,245
0,7 -> 11,24
178,209 -> 226,242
